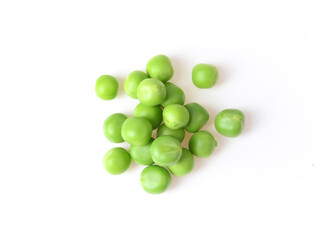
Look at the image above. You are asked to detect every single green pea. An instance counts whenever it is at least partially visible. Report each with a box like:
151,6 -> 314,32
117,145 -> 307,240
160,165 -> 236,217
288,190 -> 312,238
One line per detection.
146,54 -> 174,82
130,138 -> 154,165
214,109 -> 245,137
95,75 -> 119,100
140,165 -> 171,194
188,131 -> 217,158
134,103 -> 162,129
185,103 -> 209,133
161,82 -> 185,107
103,147 -> 131,175
103,113 -> 127,143
168,148 -> 194,176
156,124 -> 185,142
137,78 -> 166,106
163,104 -> 190,130
150,136 -> 182,166
124,70 -> 148,99
192,64 -> 218,88
121,117 -> 152,146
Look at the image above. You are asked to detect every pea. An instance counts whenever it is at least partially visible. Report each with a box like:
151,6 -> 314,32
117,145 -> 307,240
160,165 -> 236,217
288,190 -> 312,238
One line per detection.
185,103 -> 209,133
103,147 -> 131,175
161,82 -> 185,107
123,70 -> 148,99
103,113 -> 127,143
121,117 -> 152,146
95,75 -> 119,100
134,103 -> 162,129
168,148 -> 194,176
214,109 -> 245,137
137,78 -> 166,106
163,104 -> 190,130
130,138 -> 154,165
150,136 -> 182,166
189,131 -> 217,158
140,165 -> 171,194
192,64 -> 218,88
156,124 -> 185,142
146,54 -> 174,82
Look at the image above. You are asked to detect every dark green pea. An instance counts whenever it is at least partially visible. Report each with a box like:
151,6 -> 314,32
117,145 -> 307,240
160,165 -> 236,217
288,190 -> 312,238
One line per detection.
146,55 -> 174,82
124,70 -> 148,99
134,103 -> 162,129
161,82 -> 185,107
150,136 -> 182,166
103,147 -> 131,175
215,109 -> 245,137
95,75 -> 118,100
140,165 -> 171,194
185,103 -> 209,133
189,131 -> 217,158
156,124 -> 185,142
130,138 -> 154,165
103,113 -> 127,143
168,148 -> 194,176
121,117 -> 152,146
163,104 -> 190,130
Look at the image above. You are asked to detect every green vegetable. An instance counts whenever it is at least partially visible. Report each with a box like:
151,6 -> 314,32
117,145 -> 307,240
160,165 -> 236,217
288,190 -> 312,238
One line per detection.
150,136 -> 182,166
185,103 -> 209,132
121,117 -> 152,146
124,70 -> 148,98
214,109 -> 245,137
134,103 -> 162,129
130,138 -> 154,165
140,165 -> 171,194
192,64 -> 218,88
161,82 -> 185,107
156,124 -> 185,142
163,104 -> 190,130
146,55 -> 174,82
103,113 -> 127,143
95,75 -> 119,100
189,131 -> 217,157
137,78 -> 166,106
103,147 -> 131,175
168,148 -> 194,176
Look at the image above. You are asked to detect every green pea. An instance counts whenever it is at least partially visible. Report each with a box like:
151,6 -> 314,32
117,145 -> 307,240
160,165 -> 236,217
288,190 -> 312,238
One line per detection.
161,82 -> 185,107
192,64 -> 218,88
214,109 -> 245,137
123,70 -> 148,99
121,117 -> 152,146
134,103 -> 162,129
163,104 -> 190,130
130,138 -> 154,165
103,113 -> 127,143
146,54 -> 174,82
140,165 -> 171,194
137,78 -> 166,106
95,75 -> 119,100
185,103 -> 209,133
168,148 -> 194,176
189,131 -> 217,158
103,147 -> 131,175
150,136 -> 182,166
156,124 -> 185,142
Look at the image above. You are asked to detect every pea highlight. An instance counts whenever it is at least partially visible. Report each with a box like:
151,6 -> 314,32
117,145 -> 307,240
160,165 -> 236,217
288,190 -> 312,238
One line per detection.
156,124 -> 185,142
185,103 -> 209,133
168,148 -> 194,176
95,75 -> 119,100
124,70 -> 148,99
161,82 -> 185,107
140,165 -> 171,194
150,136 -> 182,166
146,54 -> 174,82
214,109 -> 245,137
189,131 -> 217,158
137,78 -> 166,106
121,117 -> 152,146
103,147 -> 131,175
103,113 -> 127,143
130,138 -> 154,165
192,64 -> 218,88
134,103 -> 163,129
163,104 -> 190,130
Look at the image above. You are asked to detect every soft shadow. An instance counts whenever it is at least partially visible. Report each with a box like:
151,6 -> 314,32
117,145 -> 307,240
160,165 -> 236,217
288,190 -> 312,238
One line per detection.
115,75 -> 126,98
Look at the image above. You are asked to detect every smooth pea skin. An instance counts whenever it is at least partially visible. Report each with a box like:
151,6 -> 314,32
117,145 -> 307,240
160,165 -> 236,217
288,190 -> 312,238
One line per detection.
124,70 -> 148,99
103,147 -> 131,175
214,109 -> 245,137
150,136 -> 182,166
95,75 -> 119,100
134,103 -> 162,129
130,138 -> 154,165
103,113 -> 127,143
163,104 -> 190,130
168,148 -> 194,176
185,103 -> 209,133
146,55 -> 174,82
137,78 -> 166,106
189,131 -> 217,158
121,117 -> 152,146
140,165 -> 171,194
192,64 -> 218,88
161,82 -> 185,107
156,124 -> 185,142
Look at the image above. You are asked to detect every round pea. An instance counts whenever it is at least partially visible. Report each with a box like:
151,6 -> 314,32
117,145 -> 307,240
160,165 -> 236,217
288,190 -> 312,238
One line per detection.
163,104 -> 190,130
121,117 -> 152,146
150,136 -> 182,166
140,165 -> 171,194
146,55 -> 174,82
95,75 -> 119,100
156,124 -> 185,142
185,103 -> 209,133
189,131 -> 217,158
137,78 -> 166,106
124,70 -> 148,99
168,148 -> 194,176
161,82 -> 185,107
214,109 -> 245,137
134,103 -> 162,129
103,113 -> 127,143
130,138 -> 154,165
192,64 -> 218,88
103,147 -> 131,175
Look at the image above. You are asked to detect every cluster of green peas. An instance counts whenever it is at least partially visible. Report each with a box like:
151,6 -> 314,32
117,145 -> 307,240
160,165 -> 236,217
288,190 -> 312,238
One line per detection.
95,55 -> 245,194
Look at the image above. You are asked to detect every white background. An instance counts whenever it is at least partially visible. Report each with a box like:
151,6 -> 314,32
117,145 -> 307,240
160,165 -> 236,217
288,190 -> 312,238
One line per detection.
0,0 -> 327,239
